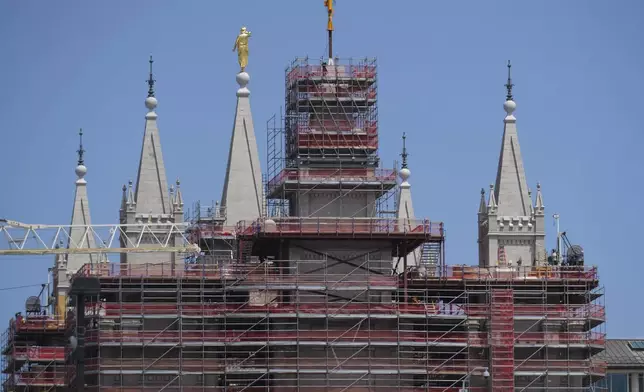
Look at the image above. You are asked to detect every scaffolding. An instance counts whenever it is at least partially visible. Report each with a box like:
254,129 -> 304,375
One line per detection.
264,57 -> 394,219
54,261 -> 606,392
2,314 -> 66,391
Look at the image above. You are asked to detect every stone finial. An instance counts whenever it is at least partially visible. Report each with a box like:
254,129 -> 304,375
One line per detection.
505,60 -> 514,101
478,187 -> 487,215
400,132 -> 408,169
398,133 -> 411,187
535,182 -> 545,214
120,184 -> 127,212
487,184 -> 497,212
145,56 -> 158,115
126,179 -> 136,210
75,128 -> 87,183
169,184 -> 175,212
174,178 -> 184,211
77,128 -> 85,166
147,55 -> 156,98
503,61 -> 517,118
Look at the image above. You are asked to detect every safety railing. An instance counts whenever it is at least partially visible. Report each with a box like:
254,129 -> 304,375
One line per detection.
237,217 -> 442,238
7,346 -> 65,361
85,358 -> 477,372
267,168 -> 397,189
82,329 -> 604,347
295,133 -> 378,149
412,264 -> 600,281
3,371 -> 66,386
514,359 -> 607,374
65,387 -> 489,392
77,262 -> 393,284
88,301 -> 604,325
6,316 -> 65,334
75,261 -> 600,286
185,225 -> 238,242
292,119 -> 378,134
287,60 -> 377,84
87,330 -> 480,345
188,201 -> 226,223
82,357 -> 604,374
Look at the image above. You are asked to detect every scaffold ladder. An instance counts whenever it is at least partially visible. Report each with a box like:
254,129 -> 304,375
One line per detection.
238,238 -> 254,262
490,288 -> 514,392
498,245 -> 507,266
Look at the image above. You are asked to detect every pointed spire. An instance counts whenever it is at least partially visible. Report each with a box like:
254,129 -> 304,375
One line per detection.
494,62 -> 530,217
133,57 -> 171,217
220,70 -> 263,225
67,129 -> 95,273
478,188 -> 487,215
400,132 -> 409,169
535,182 -> 545,214
505,60 -> 514,101
478,62 -> 546,268
395,142 -> 420,272
147,55 -> 156,98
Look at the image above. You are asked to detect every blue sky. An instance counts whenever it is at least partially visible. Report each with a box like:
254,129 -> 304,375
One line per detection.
0,1 -> 642,337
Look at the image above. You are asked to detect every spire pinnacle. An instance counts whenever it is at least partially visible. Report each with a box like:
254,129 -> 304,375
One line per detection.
487,184 -> 497,212
77,128 -> 85,166
535,182 -> 545,214
126,179 -> 135,209
401,132 -> 408,169
478,187 -> 487,215
147,55 -> 155,98
505,60 -> 514,101
174,178 -> 184,212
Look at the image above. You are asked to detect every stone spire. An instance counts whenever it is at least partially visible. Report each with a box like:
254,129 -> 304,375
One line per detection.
477,62 -> 546,267
493,60 -> 531,217
220,71 -> 263,225
395,133 -> 421,273
133,55 -> 171,217
66,128 -> 96,273
121,57 -> 182,265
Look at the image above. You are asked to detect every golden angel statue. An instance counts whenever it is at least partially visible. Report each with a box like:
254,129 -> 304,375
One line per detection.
233,26 -> 252,72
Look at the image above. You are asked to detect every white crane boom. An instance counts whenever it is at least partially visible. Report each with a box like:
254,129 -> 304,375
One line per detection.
0,218 -> 200,256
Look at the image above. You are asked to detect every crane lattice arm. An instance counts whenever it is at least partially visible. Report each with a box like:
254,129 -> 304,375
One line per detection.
0,218 -> 200,256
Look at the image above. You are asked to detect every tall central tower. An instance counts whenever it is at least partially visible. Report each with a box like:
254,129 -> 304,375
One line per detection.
268,57 -> 394,218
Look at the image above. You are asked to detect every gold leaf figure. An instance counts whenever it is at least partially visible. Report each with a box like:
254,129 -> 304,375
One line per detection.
233,27 -> 252,72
